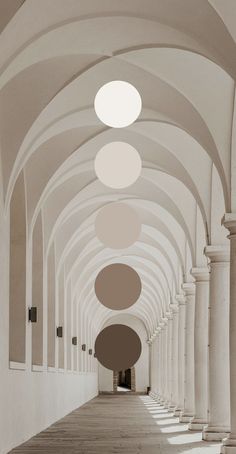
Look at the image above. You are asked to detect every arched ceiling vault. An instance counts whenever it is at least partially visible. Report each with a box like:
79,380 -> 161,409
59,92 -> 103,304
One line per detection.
1,0 -> 235,339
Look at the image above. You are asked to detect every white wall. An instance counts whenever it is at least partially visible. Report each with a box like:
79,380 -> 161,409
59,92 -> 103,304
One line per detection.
0,190 -> 98,454
98,314 -> 149,393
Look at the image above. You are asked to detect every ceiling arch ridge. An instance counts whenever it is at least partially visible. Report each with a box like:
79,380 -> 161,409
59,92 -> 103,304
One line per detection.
72,252 -> 169,317
22,127 -> 227,239
4,51 -> 228,208
90,302 -> 154,336
50,190 -> 186,260
67,238 -> 177,303
8,112 -> 196,217
48,168 -> 197,262
1,5 -> 235,82
100,312 -> 149,338
56,222 -> 182,287
82,278 -> 162,334
58,226 -> 180,290
131,121 -> 214,218
25,131 -> 212,245
46,197 -> 190,292
41,176 -> 195,263
0,0 -> 26,36
78,279 -> 160,334
71,250 -> 169,309
134,241 -> 179,291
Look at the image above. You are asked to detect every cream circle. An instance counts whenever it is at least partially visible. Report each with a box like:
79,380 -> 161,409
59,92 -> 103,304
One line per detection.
95,202 -> 141,249
94,80 -> 142,128
94,141 -> 142,188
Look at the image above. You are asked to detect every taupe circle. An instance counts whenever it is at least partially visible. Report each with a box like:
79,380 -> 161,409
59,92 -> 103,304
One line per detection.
95,263 -> 142,310
95,202 -> 141,249
95,324 -> 142,371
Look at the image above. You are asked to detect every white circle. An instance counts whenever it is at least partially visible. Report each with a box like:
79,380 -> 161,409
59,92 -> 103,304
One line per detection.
94,80 -> 142,128
94,141 -> 142,189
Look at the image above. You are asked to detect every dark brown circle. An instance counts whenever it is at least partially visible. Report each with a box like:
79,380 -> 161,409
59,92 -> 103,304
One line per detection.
94,263 -> 142,310
95,324 -> 142,371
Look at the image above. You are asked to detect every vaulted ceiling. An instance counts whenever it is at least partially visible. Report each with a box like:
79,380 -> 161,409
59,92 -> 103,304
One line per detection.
1,0 -> 235,340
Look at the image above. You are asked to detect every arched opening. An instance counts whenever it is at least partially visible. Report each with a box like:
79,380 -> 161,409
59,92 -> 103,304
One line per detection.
31,212 -> 43,367
9,171 -> 26,365
47,243 -> 56,368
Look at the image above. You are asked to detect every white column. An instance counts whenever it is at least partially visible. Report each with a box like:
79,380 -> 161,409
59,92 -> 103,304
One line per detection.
203,245 -> 230,441
169,302 -> 179,411
155,328 -> 161,399
164,312 -> 173,408
221,215 -> 236,453
150,334 -> 159,398
189,267 -> 209,430
156,328 -> 162,400
180,283 -> 196,422
174,294 -> 186,416
160,318 -> 168,404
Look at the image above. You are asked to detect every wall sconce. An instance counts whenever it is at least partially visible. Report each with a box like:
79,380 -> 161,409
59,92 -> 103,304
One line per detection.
94,352 -> 97,358
89,349 -> 92,355
57,326 -> 63,338
28,307 -> 37,323
72,337 -> 77,345
82,344 -> 86,351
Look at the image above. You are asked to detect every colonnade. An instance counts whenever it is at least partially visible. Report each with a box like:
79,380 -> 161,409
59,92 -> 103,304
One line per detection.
150,215 -> 236,454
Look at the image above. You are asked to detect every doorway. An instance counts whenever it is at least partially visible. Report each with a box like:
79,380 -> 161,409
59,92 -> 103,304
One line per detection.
113,367 -> 136,392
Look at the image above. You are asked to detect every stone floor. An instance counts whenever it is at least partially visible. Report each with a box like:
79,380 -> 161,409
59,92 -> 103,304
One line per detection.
10,395 -> 221,453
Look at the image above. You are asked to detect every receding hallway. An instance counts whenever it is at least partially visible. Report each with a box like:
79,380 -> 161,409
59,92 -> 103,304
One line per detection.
10,396 -> 221,454
1,1 -> 236,453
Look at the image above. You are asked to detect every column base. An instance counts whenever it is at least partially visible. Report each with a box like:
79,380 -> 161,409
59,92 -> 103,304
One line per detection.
149,392 -> 158,400
168,404 -> 176,413
203,426 -> 230,441
188,417 -> 208,431
220,435 -> 236,453
179,412 -> 194,423
174,407 -> 183,416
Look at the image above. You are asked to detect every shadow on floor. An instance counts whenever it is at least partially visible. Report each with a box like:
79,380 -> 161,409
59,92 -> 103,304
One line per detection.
9,395 -> 221,454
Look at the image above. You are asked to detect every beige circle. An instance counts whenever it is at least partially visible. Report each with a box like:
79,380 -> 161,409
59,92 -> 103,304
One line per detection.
94,141 -> 142,189
95,202 -> 141,249
95,324 -> 142,371
95,263 -> 142,310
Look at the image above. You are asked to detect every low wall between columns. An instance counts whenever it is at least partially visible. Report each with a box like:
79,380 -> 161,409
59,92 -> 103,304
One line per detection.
0,370 -> 98,454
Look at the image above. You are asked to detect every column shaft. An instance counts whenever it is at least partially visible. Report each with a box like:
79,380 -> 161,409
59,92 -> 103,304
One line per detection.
180,283 -> 196,423
189,268 -> 210,431
169,303 -> 179,410
174,295 -> 186,416
161,320 -> 168,403
165,313 -> 173,407
203,245 -> 230,441
221,215 -> 236,453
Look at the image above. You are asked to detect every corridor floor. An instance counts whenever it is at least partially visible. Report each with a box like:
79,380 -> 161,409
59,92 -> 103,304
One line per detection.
10,395 -> 221,454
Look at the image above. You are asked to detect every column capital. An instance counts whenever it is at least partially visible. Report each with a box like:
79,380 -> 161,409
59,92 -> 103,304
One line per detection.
169,302 -> 179,313
191,267 -> 210,282
155,326 -> 161,334
222,213 -> 236,238
204,245 -> 230,263
182,282 -> 195,296
175,293 -> 186,305
165,311 -> 173,320
161,317 -> 168,326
